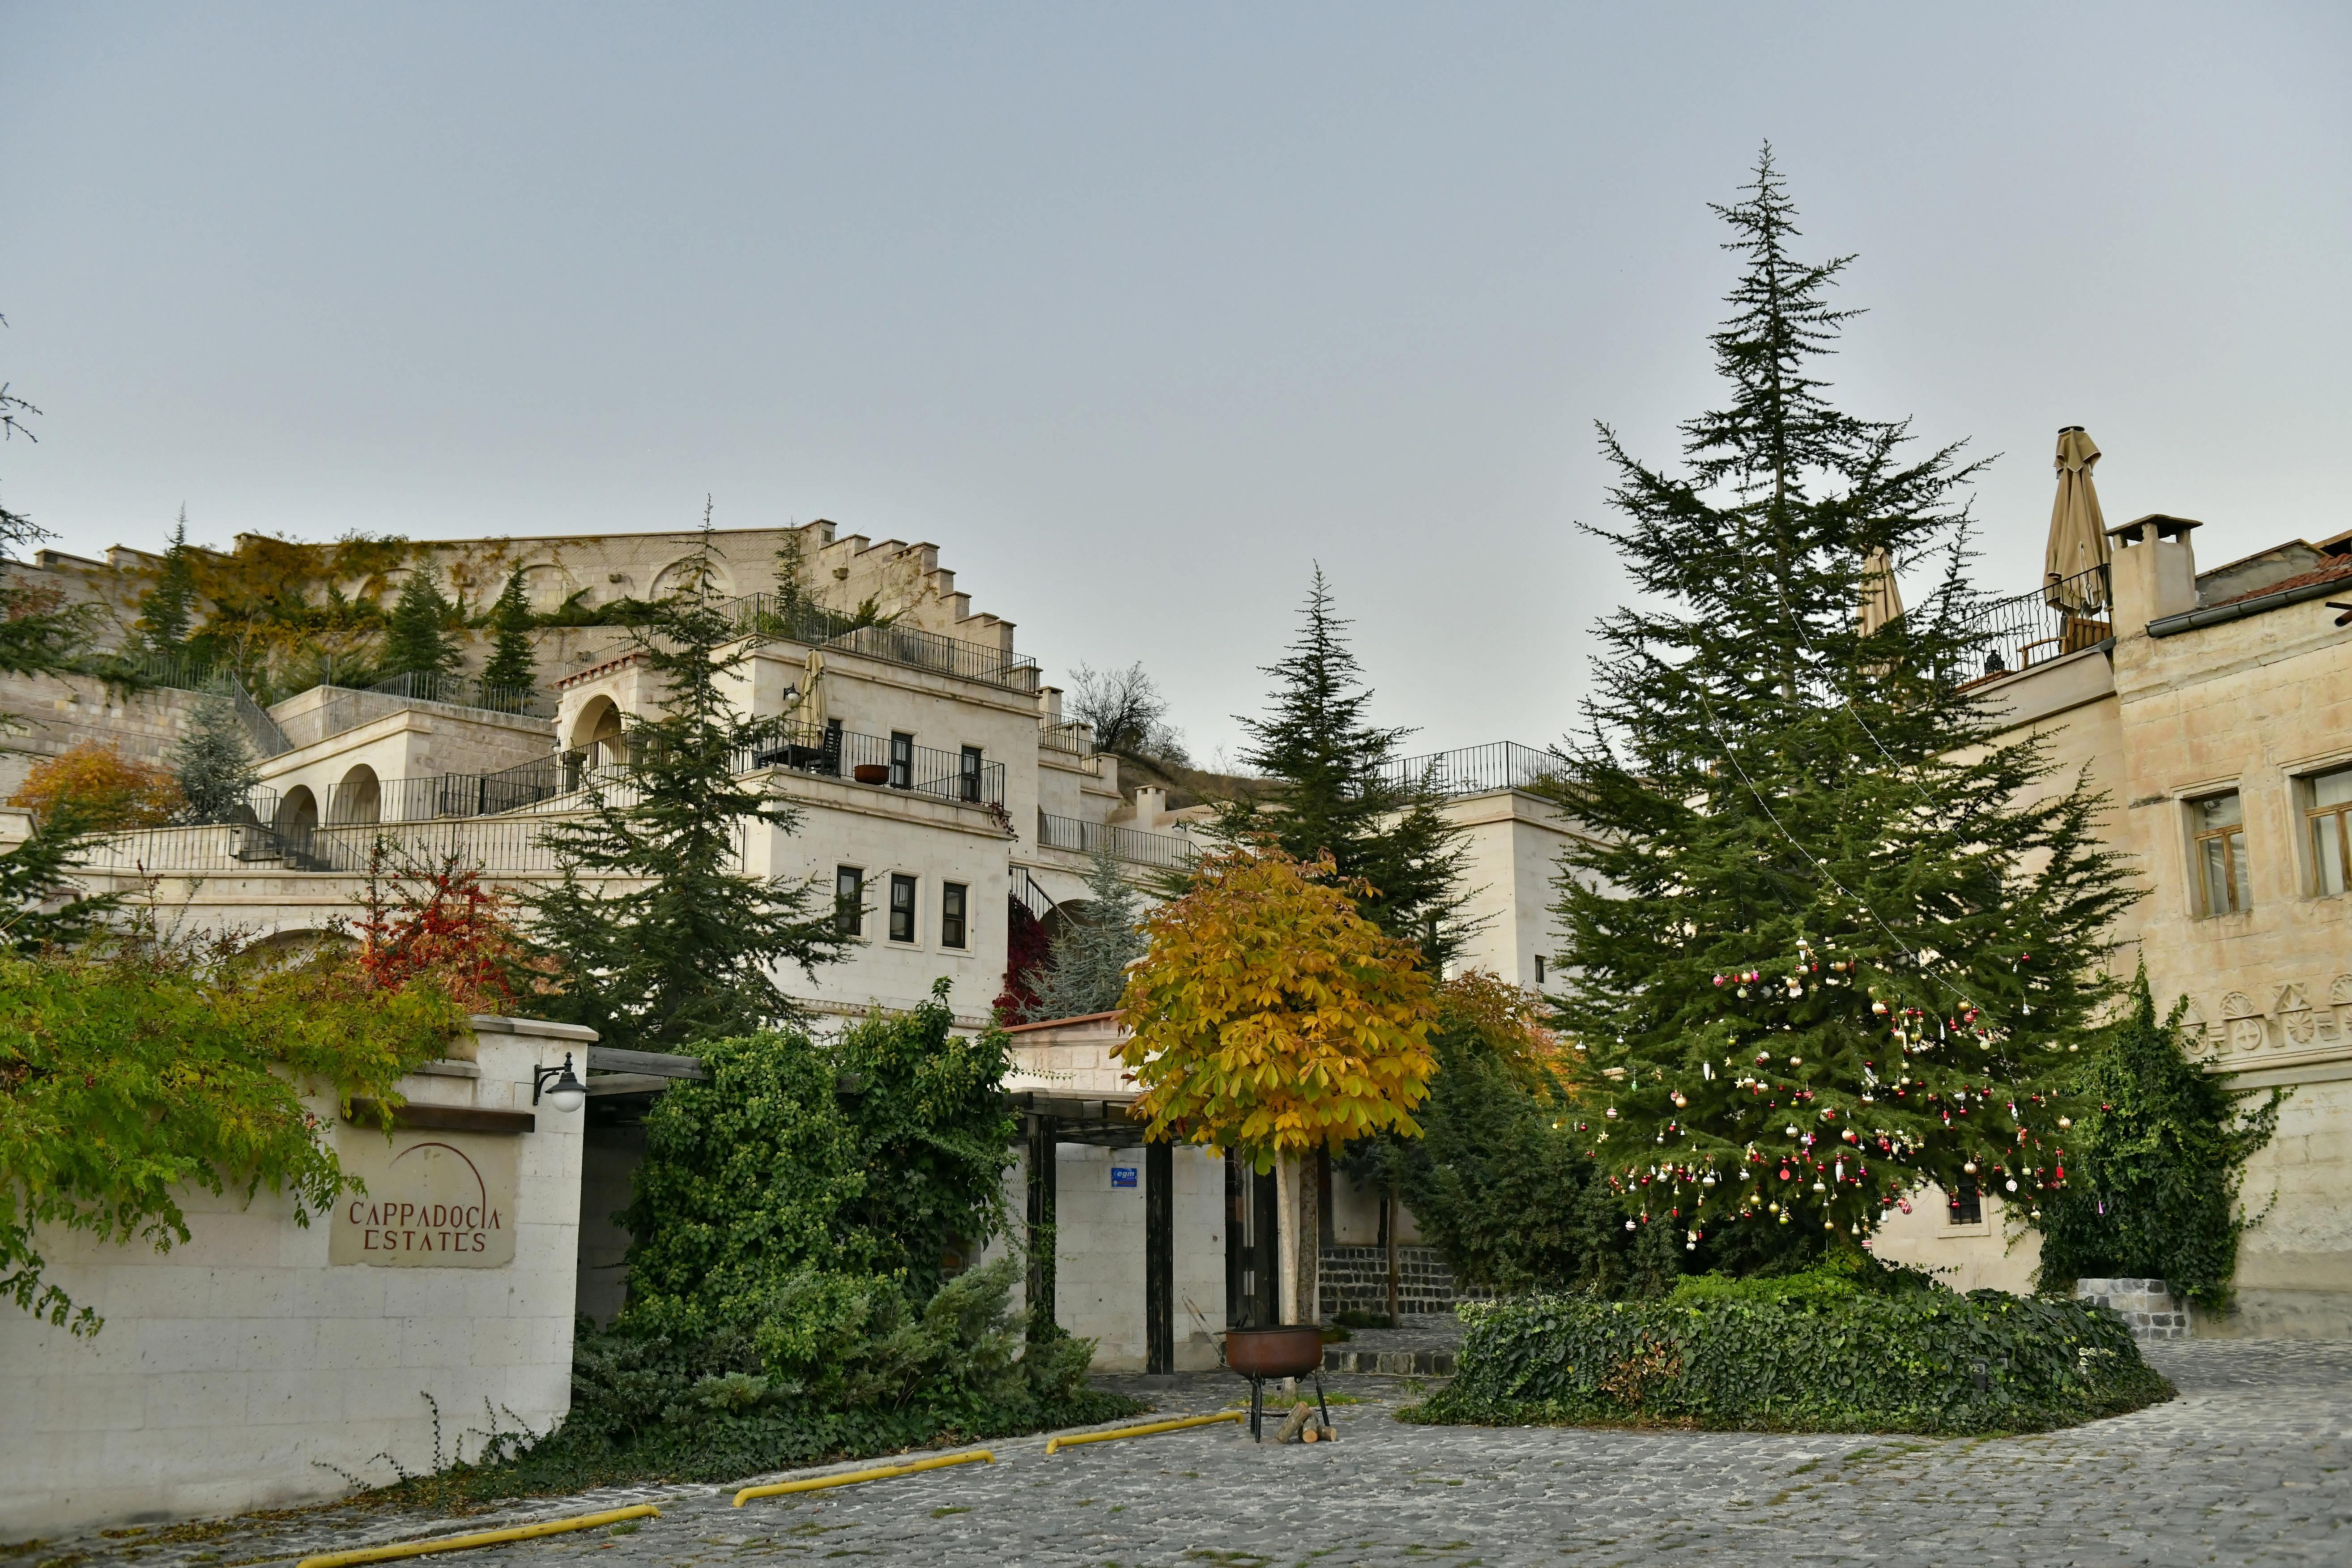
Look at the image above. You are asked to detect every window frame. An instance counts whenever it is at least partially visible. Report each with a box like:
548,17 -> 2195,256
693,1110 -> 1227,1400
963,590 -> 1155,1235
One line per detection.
941,880 -> 968,949
889,732 -> 914,791
959,745 -> 984,804
2189,790 -> 2251,917
888,873 -> 917,943
1947,1184 -> 1984,1227
2303,766 -> 2352,898
834,866 -> 865,937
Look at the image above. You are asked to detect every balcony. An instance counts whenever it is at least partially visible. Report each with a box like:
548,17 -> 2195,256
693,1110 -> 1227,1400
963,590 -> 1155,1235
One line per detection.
702,593 -> 1042,693
1037,811 -> 1197,868
748,724 -> 1007,810
1960,563 -> 2113,686
1376,741 -> 1563,798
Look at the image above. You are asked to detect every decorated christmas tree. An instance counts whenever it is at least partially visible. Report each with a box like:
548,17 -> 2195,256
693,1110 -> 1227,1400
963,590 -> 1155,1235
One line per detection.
1548,149 -> 2135,1265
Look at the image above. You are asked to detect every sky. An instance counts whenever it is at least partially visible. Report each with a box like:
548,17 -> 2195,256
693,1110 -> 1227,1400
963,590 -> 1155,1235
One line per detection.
4,3 -> 2348,765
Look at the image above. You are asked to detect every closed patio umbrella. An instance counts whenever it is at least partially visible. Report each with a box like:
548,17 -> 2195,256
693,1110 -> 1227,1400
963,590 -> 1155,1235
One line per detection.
797,648 -> 828,741
2044,426 -> 2110,613
1858,547 -> 1905,636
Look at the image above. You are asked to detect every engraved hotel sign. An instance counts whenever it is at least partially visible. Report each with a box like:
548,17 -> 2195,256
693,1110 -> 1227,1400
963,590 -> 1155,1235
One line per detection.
330,1127 -> 521,1267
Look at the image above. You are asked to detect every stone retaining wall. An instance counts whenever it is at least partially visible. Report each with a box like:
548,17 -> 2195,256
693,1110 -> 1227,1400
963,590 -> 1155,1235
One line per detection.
1319,1245 -> 1489,1317
2075,1276 -> 2190,1340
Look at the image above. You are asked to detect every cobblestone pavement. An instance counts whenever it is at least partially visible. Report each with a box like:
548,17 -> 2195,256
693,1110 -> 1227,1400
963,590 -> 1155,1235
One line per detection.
28,1339 -> 2352,1568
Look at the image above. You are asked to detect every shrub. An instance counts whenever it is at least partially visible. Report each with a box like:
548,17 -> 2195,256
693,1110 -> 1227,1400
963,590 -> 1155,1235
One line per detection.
1407,1270 -> 2172,1435
8,741 -> 183,830
370,1257 -> 1138,1503
2034,969 -> 2285,1310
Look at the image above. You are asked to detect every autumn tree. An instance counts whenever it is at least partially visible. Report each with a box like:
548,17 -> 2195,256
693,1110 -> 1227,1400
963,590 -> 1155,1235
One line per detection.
350,843 -> 555,1012
9,741 -> 183,831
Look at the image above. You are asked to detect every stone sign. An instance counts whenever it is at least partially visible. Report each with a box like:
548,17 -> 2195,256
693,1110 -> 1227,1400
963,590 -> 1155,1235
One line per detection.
330,1126 -> 520,1267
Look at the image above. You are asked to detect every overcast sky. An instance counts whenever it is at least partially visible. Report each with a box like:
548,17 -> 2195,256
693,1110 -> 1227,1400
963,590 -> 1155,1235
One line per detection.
4,4 -> 2347,763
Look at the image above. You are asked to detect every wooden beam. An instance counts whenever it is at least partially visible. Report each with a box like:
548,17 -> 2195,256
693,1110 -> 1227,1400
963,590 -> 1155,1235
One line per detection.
586,1047 -> 707,1080
345,1099 -> 535,1135
1146,1141 -> 1173,1374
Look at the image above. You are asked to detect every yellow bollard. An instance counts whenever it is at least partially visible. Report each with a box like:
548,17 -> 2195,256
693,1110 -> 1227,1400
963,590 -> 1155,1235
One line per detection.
1044,1410 -> 1245,1455
295,1504 -> 661,1568
732,1449 -> 994,1506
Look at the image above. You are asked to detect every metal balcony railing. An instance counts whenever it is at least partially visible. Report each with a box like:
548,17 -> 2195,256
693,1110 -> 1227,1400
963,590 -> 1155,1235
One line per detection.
702,592 -> 1040,693
1376,740 -> 1564,798
1959,563 -> 2115,684
367,670 -> 556,718
1039,720 -> 1095,756
1036,811 -> 1197,868
745,724 -> 1007,809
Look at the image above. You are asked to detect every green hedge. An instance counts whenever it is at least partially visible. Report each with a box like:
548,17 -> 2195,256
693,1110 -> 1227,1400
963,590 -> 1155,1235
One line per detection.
1405,1283 -> 2172,1435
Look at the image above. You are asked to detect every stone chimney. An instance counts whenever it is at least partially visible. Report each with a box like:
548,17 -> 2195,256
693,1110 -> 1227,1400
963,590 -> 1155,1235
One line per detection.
2107,514 -> 2201,634
1131,786 -> 1168,829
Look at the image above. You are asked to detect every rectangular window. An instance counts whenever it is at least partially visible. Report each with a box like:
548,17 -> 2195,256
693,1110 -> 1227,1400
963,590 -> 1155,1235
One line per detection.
1534,954 -> 1547,984
889,873 -> 916,942
834,867 -> 864,936
889,732 -> 914,790
941,881 -> 968,948
959,745 -> 984,803
1948,1185 -> 1983,1226
2192,791 -> 2251,916
2307,766 -> 2352,897
823,718 -> 843,774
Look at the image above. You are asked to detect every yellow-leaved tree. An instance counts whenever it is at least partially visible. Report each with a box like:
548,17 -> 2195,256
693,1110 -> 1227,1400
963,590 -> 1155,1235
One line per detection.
1117,845 -> 1439,1166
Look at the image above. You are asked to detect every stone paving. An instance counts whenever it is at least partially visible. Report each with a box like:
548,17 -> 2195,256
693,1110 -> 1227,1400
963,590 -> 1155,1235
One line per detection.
24,1339 -> 2352,1568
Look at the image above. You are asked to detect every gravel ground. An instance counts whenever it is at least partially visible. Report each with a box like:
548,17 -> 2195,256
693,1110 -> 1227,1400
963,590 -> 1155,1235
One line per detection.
20,1338 -> 2352,1568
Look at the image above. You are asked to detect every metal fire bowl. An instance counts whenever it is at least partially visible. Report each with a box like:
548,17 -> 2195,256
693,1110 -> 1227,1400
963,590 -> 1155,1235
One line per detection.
1223,1326 -> 1325,1379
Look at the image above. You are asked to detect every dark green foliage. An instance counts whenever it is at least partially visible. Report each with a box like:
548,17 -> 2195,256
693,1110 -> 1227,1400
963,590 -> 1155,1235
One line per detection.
1210,569 -> 1470,963
172,693 -> 258,823
357,1259 -> 1137,1502
1364,1015 -> 1657,1297
0,798 -> 118,952
619,987 -> 1018,1343
1026,842 -> 1144,1021
1547,149 -> 2135,1261
480,566 -> 537,692
382,565 -> 462,682
2035,970 -> 2284,1309
1407,1271 -> 2172,1434
137,510 -> 201,653
526,517 -> 848,1052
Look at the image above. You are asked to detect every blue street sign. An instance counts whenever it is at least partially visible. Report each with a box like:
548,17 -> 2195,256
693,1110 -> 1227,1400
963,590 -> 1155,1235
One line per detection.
1111,1166 -> 1139,1189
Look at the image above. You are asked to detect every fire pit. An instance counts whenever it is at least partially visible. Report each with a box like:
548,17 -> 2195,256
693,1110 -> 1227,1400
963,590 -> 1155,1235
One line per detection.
1223,1326 -> 1331,1441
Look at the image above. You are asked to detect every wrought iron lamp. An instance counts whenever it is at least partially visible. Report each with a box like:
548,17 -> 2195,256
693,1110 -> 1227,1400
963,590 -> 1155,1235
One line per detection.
533,1052 -> 587,1113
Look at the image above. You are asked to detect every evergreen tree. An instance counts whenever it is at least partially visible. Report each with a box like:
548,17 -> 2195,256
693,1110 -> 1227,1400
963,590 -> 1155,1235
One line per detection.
1210,570 -> 1471,965
1548,149 -> 2136,1271
1027,841 -> 1145,1020
1,319 -> 113,948
480,565 -> 537,693
2034,968 -> 2283,1308
172,692 -> 258,823
527,508 -> 851,1052
137,508 -> 200,656
382,564 -> 461,684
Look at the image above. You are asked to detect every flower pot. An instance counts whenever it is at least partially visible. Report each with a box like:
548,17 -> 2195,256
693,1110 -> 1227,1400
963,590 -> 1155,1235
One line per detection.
852,764 -> 891,785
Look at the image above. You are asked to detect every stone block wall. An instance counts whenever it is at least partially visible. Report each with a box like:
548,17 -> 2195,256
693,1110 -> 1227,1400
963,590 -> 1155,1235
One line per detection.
1319,1245 -> 1490,1318
2075,1277 -> 2190,1340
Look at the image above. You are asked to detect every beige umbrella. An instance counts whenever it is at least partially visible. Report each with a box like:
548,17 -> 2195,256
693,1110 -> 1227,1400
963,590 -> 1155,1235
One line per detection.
2044,426 -> 2110,612
1858,547 -> 1905,636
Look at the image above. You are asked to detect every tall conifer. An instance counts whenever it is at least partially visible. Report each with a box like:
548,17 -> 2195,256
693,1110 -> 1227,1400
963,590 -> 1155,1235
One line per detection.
138,509 -> 200,656
1550,149 -> 2135,1268
481,565 -> 537,693
382,564 -> 461,683
527,507 -> 849,1052
1027,841 -> 1145,1020
1212,570 -> 1470,965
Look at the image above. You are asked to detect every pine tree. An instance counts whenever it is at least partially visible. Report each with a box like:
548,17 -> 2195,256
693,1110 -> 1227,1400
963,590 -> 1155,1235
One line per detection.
1548,149 -> 2136,1271
382,564 -> 461,685
1211,570 -> 1471,965
1027,841 -> 1146,1020
137,508 -> 200,656
1,322 -> 114,949
480,565 -> 537,693
172,692 -> 258,823
526,507 -> 851,1052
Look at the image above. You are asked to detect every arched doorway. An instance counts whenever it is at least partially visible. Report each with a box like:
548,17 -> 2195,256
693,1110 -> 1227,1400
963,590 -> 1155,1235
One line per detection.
569,697 -> 629,771
279,784 -> 319,839
331,764 -> 380,825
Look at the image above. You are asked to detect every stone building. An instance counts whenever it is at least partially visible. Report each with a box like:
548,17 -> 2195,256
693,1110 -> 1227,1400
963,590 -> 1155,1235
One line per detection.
1873,513 -> 2352,1334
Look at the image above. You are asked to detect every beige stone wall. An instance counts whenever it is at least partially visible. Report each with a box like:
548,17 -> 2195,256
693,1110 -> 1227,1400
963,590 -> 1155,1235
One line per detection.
0,1016 -> 592,1537
0,669 -> 212,801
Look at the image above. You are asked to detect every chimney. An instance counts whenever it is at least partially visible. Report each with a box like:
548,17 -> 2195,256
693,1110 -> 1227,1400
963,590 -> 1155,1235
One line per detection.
1131,786 -> 1168,828
2107,514 -> 2202,634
